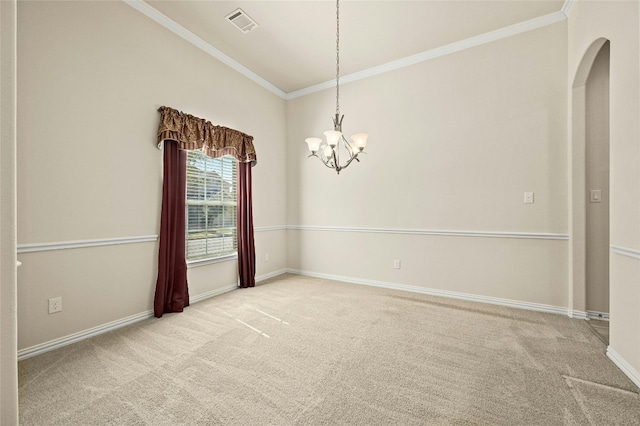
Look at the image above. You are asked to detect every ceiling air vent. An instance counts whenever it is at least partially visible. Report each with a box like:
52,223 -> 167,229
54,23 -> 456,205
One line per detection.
225,8 -> 258,34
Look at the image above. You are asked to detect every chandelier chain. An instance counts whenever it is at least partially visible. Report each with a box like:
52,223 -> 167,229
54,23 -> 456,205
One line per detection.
335,0 -> 340,117
304,0 -> 367,174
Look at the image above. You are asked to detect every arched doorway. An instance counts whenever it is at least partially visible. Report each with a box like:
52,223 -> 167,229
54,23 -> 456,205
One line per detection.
570,38 -> 610,343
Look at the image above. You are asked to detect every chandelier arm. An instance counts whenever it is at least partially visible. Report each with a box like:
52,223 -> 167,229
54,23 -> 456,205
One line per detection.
341,134 -> 355,157
323,159 -> 337,170
322,156 -> 337,170
310,149 -> 360,174
337,151 -> 361,172
307,153 -> 337,170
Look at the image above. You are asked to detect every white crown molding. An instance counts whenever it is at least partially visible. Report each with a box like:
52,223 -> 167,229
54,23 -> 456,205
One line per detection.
287,225 -> 569,241
561,0 -> 575,17
612,245 -> 640,260
121,0 -> 568,101
286,10 -> 567,99
17,235 -> 158,254
607,346 -> 640,389
121,0 -> 287,99
286,269 -> 568,316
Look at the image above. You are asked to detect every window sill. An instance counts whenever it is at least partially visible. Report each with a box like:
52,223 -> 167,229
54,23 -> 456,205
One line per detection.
187,253 -> 238,269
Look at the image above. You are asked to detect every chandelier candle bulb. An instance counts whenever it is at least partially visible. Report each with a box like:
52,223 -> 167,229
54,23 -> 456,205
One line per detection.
305,137 -> 322,154
351,133 -> 369,151
324,130 -> 342,148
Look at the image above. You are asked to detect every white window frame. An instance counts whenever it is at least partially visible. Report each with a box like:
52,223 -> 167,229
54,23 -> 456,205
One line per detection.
185,151 -> 237,264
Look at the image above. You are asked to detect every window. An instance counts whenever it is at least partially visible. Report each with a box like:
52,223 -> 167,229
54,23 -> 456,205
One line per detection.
186,151 -> 237,261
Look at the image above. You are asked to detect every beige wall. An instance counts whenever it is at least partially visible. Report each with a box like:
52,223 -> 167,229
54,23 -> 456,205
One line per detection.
16,1 -> 287,351
287,22 -> 569,308
1,0 -> 19,422
12,0 -> 640,391
568,0 -> 640,379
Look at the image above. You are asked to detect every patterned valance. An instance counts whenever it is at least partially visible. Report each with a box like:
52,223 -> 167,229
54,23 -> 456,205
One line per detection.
157,106 -> 257,166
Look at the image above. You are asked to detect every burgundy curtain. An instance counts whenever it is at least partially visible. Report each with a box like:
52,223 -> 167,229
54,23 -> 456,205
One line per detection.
154,140 -> 189,317
154,106 -> 257,301
237,161 -> 256,288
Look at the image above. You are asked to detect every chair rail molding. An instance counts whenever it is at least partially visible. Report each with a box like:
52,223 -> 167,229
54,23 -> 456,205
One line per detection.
612,245 -> 640,260
287,225 -> 569,241
17,235 -> 159,253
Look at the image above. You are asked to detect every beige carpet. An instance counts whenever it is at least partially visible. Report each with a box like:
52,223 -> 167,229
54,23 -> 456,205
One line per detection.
18,274 -> 640,425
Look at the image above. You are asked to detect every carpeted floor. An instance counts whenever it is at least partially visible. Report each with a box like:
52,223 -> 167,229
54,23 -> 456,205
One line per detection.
18,274 -> 640,425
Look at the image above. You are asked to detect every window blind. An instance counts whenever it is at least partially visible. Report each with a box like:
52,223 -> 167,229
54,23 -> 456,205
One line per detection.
186,151 -> 237,261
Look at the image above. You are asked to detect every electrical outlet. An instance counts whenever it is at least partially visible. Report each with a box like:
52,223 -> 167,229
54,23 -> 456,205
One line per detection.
393,260 -> 401,269
264,253 -> 269,262
48,297 -> 62,314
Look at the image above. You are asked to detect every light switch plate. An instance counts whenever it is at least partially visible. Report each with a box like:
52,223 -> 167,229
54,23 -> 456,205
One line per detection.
524,192 -> 534,204
590,190 -> 602,203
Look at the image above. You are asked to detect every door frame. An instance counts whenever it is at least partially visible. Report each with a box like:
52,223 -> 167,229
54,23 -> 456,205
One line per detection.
569,38 -> 610,319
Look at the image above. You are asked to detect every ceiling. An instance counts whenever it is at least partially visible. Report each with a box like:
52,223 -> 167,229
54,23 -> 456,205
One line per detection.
140,1 -> 567,95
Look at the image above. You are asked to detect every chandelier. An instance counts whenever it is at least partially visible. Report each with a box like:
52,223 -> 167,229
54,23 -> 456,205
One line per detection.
305,0 -> 368,174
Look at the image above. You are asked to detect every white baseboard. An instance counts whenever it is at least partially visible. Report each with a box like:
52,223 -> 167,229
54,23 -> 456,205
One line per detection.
256,268 -> 288,283
17,270 -> 288,361
288,269 -> 640,388
188,284 -> 238,304
20,268 -> 640,392
286,269 -> 568,316
607,346 -> 640,389
587,310 -> 610,320
18,310 -> 155,361
570,310 -> 588,320
575,310 -> 610,321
